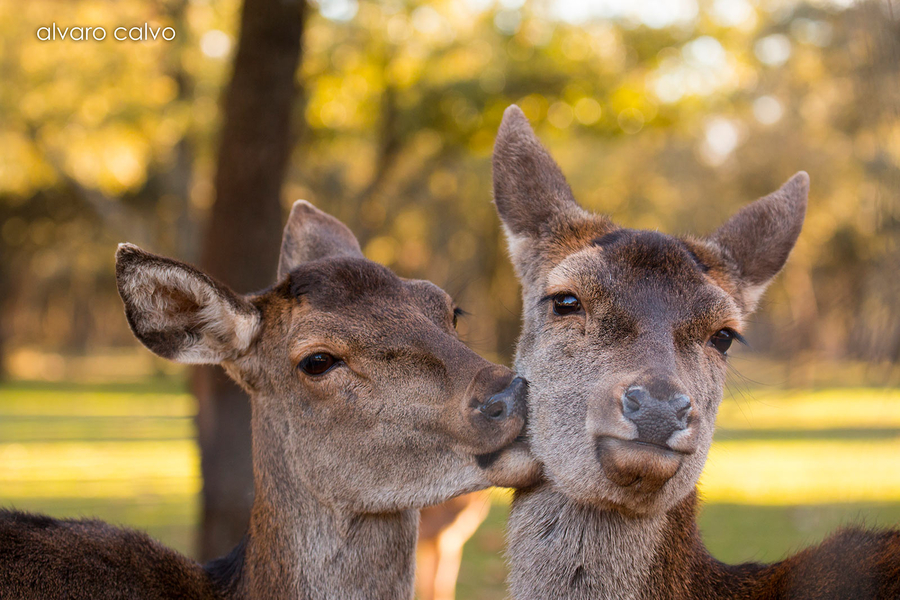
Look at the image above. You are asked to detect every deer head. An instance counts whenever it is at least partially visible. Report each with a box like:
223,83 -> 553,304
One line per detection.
493,106 -> 807,515
116,200 -> 537,516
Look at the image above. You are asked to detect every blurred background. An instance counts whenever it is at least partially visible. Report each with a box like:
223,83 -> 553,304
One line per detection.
1,0 -> 899,598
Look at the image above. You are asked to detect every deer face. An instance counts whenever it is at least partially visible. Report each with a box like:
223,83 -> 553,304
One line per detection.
115,202 -> 538,515
493,106 -> 807,515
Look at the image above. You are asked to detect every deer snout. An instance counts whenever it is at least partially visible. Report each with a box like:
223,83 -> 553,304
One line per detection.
621,386 -> 691,447
588,385 -> 694,496
456,367 -> 528,455
480,377 -> 528,421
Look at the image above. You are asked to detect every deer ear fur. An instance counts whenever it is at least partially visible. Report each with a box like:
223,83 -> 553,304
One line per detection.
709,172 -> 809,312
276,200 -> 364,280
492,105 -> 583,241
116,244 -> 260,365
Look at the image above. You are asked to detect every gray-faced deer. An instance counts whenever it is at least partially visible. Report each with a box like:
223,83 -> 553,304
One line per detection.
491,106 -> 900,600
0,200 -> 539,599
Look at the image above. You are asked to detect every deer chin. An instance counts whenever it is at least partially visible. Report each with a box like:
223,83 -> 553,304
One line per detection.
595,436 -> 685,497
475,438 -> 542,488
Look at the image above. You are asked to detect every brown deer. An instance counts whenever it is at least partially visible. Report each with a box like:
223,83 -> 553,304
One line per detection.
491,106 -> 900,600
416,491 -> 492,600
0,200 -> 539,599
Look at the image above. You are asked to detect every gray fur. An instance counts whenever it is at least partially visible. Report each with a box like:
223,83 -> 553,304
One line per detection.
507,485 -> 665,600
492,107 -> 808,599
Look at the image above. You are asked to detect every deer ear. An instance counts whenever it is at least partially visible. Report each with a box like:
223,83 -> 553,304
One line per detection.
492,105 -> 583,242
276,200 -> 363,280
709,172 -> 809,312
116,244 -> 260,365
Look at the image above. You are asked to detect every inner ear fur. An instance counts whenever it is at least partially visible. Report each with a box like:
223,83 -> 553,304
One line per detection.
276,200 -> 364,280
116,243 -> 260,365
492,105 -> 587,240
708,172 -> 809,312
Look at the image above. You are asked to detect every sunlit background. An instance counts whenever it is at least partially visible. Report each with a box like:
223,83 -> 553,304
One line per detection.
1,0 -> 899,598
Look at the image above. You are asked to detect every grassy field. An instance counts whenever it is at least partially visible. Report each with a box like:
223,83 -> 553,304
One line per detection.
1,380 -> 899,599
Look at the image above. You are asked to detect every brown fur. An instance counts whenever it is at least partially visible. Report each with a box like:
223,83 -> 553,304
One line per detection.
0,511 -> 220,600
492,105 -> 900,599
0,200 -> 540,599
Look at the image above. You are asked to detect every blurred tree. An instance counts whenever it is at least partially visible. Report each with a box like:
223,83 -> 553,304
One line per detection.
192,0 -> 306,560
2,0 -> 898,379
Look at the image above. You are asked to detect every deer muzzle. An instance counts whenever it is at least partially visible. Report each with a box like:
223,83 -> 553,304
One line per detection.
589,384 -> 698,495
479,376 -> 528,421
620,386 -> 692,448
460,369 -> 528,455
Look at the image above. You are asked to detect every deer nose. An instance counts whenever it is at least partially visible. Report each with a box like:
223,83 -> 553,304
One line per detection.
480,377 -> 528,421
621,386 -> 691,446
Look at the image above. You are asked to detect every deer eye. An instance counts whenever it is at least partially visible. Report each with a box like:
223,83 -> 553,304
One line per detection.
299,353 -> 339,376
709,329 -> 735,355
452,307 -> 466,330
552,294 -> 582,316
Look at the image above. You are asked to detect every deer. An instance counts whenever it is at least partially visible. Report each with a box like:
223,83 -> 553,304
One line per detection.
490,105 -> 900,600
0,199 -> 541,599
416,491 -> 492,600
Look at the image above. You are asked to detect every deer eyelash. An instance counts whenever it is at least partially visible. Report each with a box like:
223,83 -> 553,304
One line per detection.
730,329 -> 748,347
538,293 -> 577,305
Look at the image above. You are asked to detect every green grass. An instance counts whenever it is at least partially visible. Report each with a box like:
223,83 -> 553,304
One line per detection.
2,379 -> 899,600
697,502 -> 900,563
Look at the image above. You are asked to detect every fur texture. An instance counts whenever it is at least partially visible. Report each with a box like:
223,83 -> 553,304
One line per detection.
492,105 -> 898,599
1,200 -> 539,599
0,510 -> 219,599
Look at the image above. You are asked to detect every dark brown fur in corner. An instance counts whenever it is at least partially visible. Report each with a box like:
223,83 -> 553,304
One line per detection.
0,510 -> 219,599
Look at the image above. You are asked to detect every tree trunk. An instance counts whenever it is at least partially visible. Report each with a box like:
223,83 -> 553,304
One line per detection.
193,0 -> 306,562
0,259 -> 8,381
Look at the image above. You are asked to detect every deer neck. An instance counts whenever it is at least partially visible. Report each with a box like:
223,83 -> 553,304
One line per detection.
243,485 -> 418,600
219,399 -> 419,600
507,483 -> 702,600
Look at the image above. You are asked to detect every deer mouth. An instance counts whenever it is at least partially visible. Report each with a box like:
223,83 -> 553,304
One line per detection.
473,406 -> 529,468
474,441 -> 512,468
471,409 -> 541,488
474,438 -> 541,488
595,436 -> 685,495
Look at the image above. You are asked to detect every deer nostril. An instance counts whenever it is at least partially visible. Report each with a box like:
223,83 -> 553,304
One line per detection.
479,377 -> 527,421
622,387 -> 645,417
673,394 -> 692,424
480,398 -> 507,420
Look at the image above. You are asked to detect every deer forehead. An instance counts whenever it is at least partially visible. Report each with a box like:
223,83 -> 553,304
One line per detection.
262,280 -> 458,369
545,245 -> 606,292
288,257 -> 407,306
283,257 -> 454,319
542,231 -> 744,331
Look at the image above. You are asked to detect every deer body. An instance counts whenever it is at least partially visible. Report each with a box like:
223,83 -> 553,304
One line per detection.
507,487 -> 900,600
0,201 -> 539,599
490,105 -> 900,600
0,511 -> 219,600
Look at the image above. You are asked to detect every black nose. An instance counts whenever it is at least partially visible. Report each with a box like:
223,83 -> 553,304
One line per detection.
621,386 -> 691,446
480,377 -> 528,421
